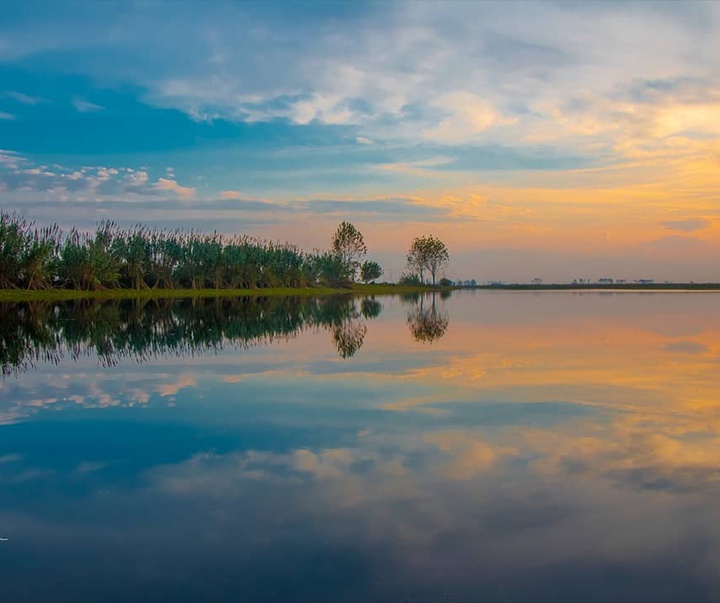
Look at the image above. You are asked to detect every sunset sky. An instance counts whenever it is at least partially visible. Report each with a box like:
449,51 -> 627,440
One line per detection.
1,0 -> 719,282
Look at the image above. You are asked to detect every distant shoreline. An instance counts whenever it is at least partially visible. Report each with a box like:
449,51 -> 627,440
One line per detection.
473,283 -> 720,291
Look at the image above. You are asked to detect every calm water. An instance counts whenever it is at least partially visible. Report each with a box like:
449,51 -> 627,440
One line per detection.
2,291 -> 720,602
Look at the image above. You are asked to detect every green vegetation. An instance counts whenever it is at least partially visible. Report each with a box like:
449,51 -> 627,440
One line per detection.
360,260 -> 383,283
406,235 -> 450,286
331,220 -> 368,282
0,212 -> 457,300
0,213 -> 387,294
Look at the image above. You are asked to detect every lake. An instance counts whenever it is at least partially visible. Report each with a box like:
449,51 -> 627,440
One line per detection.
1,291 -> 719,602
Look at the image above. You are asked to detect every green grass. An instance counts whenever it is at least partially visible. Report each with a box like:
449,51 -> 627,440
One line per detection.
0,283 -> 442,303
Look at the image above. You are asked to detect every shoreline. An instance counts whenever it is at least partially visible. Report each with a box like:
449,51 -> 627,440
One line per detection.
474,283 -> 720,291
0,283 -> 442,303
2,282 -> 720,302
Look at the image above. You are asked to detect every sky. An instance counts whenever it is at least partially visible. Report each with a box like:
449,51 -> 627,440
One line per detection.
0,0 -> 719,282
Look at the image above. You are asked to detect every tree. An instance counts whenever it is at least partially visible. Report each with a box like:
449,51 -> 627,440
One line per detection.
331,221 -> 367,281
406,292 -> 449,343
313,251 -> 353,288
406,235 -> 449,286
360,260 -> 382,283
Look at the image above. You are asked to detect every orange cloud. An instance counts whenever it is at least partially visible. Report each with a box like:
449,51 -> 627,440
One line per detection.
155,177 -> 195,199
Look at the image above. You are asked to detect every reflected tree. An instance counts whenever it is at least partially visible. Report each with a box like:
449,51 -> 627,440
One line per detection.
332,321 -> 368,359
0,294 -> 386,374
406,292 -> 449,343
361,297 -> 382,319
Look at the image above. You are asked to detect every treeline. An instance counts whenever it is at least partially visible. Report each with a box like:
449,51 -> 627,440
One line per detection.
0,213 -> 376,291
0,295 -> 384,374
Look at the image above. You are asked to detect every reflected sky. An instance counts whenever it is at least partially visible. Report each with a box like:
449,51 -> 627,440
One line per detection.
2,292 -> 720,602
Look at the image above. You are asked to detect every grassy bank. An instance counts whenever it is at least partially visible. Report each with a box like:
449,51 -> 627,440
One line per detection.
0,283 -> 442,303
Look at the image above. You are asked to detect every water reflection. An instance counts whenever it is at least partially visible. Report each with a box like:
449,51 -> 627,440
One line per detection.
404,291 -> 450,343
0,294 -> 396,374
2,291 -> 719,602
1,292 -> 453,373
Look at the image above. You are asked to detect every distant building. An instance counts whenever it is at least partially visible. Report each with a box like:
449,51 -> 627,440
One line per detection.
635,278 -> 655,285
598,278 -> 614,284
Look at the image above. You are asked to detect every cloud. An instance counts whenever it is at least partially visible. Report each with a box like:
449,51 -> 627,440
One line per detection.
356,136 -> 372,145
154,177 -> 196,199
660,218 -> 711,233
304,197 -> 443,219
96,1 -> 714,152
220,190 -> 243,199
663,341 -> 709,355
0,149 -> 22,168
4,91 -> 49,105
157,375 -> 195,398
72,98 -> 103,113
0,151 -> 199,206
0,111 -> 16,121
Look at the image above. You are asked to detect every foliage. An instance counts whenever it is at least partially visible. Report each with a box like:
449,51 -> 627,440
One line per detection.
0,212 -> 366,292
398,272 -> 423,286
312,251 -> 353,288
406,235 -> 450,286
439,277 -> 453,287
0,213 -> 60,290
0,212 -> 445,294
331,221 -> 367,281
360,260 -> 382,283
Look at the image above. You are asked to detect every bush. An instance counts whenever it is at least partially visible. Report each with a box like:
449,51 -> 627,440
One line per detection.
398,272 -> 422,286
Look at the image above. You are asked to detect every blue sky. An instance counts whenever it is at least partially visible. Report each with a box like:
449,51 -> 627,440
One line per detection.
1,0 -> 719,281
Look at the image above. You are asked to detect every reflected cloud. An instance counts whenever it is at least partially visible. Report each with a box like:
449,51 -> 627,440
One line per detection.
157,375 -> 195,398
2,292 -> 720,599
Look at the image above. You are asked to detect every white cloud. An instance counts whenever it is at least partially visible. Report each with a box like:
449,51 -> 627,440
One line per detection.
154,177 -> 196,199
4,91 -> 49,105
108,1 -> 717,151
0,149 -> 22,168
0,151 -> 192,204
72,98 -> 103,113
0,111 -> 16,120
2,2 -> 716,150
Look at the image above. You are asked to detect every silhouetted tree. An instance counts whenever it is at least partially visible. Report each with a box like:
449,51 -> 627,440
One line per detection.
406,235 -> 450,286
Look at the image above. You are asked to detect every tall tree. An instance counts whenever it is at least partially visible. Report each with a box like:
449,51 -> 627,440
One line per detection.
331,221 -> 367,281
406,235 -> 449,286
